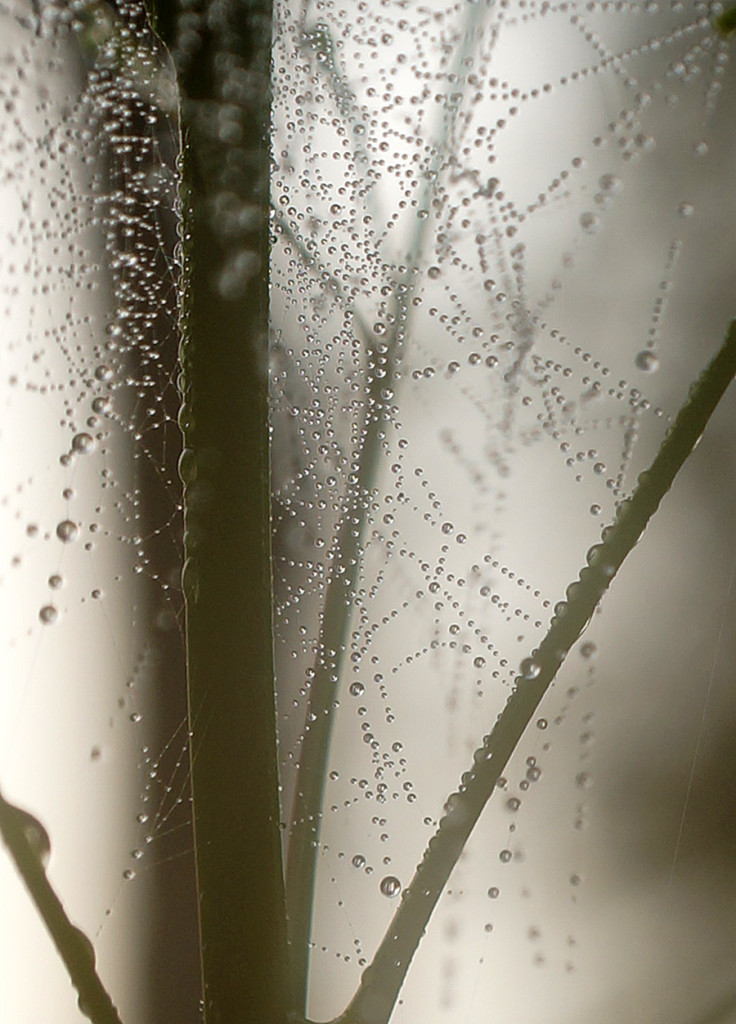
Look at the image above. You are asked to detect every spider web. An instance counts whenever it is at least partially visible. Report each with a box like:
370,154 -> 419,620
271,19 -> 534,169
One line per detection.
271,1 -> 736,1021
1,1 -> 736,1023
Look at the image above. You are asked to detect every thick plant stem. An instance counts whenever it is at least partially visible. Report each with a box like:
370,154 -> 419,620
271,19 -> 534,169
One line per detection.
0,790 -> 124,1024
146,1 -> 289,1022
338,320 -> 736,1024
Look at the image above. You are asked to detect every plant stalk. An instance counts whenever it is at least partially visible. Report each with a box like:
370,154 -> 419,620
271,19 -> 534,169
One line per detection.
145,0 -> 290,1022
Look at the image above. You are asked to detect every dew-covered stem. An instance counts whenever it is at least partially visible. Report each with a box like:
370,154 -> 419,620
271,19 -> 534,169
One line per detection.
145,1 -> 289,1023
0,789 -> 124,1024
337,319 -> 736,1024
284,316 -> 400,1012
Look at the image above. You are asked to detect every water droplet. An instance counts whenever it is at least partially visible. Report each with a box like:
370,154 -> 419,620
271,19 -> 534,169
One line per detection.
499,849 -> 512,863
178,448 -> 197,484
598,173 -> 621,195
56,520 -> 78,543
473,656 -> 485,669
380,875 -> 401,897
635,350 -> 659,372
48,574 -> 63,589
71,927 -> 96,969
349,681 -> 365,697
122,868 -> 136,881
91,396 -> 111,415
352,854 -> 366,869
71,432 -> 95,455
678,201 -> 694,217
579,212 -> 600,234
580,642 -> 597,660
39,605 -> 58,625
217,250 -> 261,299
487,886 -> 500,898
11,806 -> 51,868
519,657 -> 540,680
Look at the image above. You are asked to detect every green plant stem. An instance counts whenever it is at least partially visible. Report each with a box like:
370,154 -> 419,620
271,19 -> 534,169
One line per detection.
337,319 -> 736,1024
145,1 -> 289,1023
0,789 -> 124,1024
283,7 -> 491,1015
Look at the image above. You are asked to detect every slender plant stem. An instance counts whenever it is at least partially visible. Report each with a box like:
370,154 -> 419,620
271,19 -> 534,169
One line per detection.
283,7 -> 492,1014
284,319 -> 397,1013
144,1 -> 289,1022
0,790 -> 124,1024
336,319 -> 736,1024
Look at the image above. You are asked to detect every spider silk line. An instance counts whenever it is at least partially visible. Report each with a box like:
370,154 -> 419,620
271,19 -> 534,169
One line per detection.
668,525 -> 736,887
